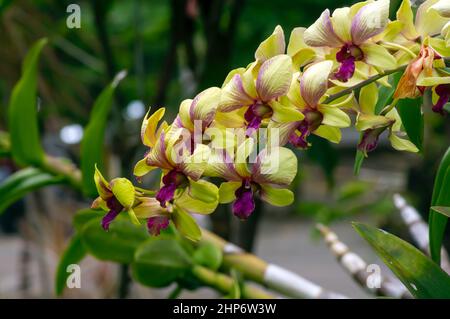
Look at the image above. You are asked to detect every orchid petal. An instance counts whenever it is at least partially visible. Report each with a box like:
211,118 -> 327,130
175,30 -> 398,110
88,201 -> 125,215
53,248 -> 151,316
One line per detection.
260,185 -> 294,207
356,113 -> 392,131
416,0 -> 449,37
235,138 -> 255,178
218,181 -> 241,204
110,178 -> 135,209
126,208 -> 141,226
270,100 -> 304,123
331,7 -> 352,42
429,0 -> 450,18
141,107 -> 165,147
304,9 -> 344,47
300,60 -> 333,107
252,147 -> 297,186
359,82 -> 378,114
255,25 -> 286,62
190,87 -> 222,128
351,0 -> 390,45
133,197 -> 166,218
361,43 -> 397,70
179,144 -> 210,181
389,133 -> 419,153
172,208 -> 201,242
175,189 -> 218,215
314,125 -> 341,144
256,55 -> 293,102
187,179 -> 219,204
219,74 -> 254,112
94,165 -> 112,199
318,104 -> 351,128
133,157 -> 157,178
204,149 -> 241,181
178,99 -> 194,131
396,0 -> 420,40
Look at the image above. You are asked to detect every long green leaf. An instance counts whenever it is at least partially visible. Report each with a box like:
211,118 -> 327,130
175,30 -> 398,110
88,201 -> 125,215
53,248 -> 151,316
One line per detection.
55,234 -> 87,296
397,97 -> 424,152
431,206 -> 450,218
8,38 -> 47,166
80,216 -> 147,263
353,222 -> 450,298
80,71 -> 127,197
131,239 -> 192,288
429,147 -> 450,264
0,167 -> 64,214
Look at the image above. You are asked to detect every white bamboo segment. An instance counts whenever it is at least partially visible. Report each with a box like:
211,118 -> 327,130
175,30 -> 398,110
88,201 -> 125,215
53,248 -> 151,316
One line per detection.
393,193 -> 450,274
316,224 -> 412,299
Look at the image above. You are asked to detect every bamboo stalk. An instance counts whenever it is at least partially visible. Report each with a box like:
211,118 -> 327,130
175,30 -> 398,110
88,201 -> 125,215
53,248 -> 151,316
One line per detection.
201,229 -> 348,299
191,265 -> 275,299
393,194 -> 450,274
316,224 -> 412,299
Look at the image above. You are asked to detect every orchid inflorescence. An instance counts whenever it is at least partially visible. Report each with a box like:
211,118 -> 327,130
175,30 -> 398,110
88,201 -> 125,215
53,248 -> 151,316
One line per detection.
92,0 -> 450,241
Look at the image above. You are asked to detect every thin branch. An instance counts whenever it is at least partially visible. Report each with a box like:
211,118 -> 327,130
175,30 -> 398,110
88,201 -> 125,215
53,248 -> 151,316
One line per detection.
324,65 -> 408,104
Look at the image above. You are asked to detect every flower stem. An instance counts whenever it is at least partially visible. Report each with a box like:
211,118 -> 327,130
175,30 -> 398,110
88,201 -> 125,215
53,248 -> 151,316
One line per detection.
191,265 -> 275,299
324,65 -> 408,104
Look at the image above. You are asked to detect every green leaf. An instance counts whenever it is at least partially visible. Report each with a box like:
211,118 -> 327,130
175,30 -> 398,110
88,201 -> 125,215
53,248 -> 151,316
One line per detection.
429,147 -> 450,264
0,167 -> 64,214
396,97 -> 424,152
131,239 -> 192,288
431,206 -> 450,218
353,222 -> 450,298
80,71 -> 127,197
172,209 -> 201,242
353,149 -> 365,176
8,38 -> 47,166
374,72 -> 402,115
73,209 -> 103,232
80,216 -> 147,263
193,242 -> 223,271
55,234 -> 86,296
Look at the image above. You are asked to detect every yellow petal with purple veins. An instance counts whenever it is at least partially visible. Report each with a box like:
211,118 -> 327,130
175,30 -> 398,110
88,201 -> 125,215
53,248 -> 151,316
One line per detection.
331,7 -> 352,42
256,55 -> 293,102
178,99 -> 194,131
94,165 -> 112,199
255,25 -> 286,62
300,60 -> 333,107
252,147 -> 297,186
219,74 -> 254,112
314,125 -> 341,144
110,178 -> 135,209
260,185 -> 294,207
361,43 -> 397,70
304,9 -> 344,47
190,87 -> 222,127
351,0 -> 389,45
287,27 -> 308,56
133,197 -> 166,218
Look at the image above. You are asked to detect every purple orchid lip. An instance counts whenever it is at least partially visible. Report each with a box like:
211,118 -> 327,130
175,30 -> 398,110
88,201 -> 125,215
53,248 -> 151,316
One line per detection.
244,103 -> 273,136
334,44 -> 363,82
433,84 -> 450,115
101,197 -> 124,230
289,110 -> 323,149
156,169 -> 188,207
232,180 -> 256,220
147,216 -> 170,236
357,127 -> 386,155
